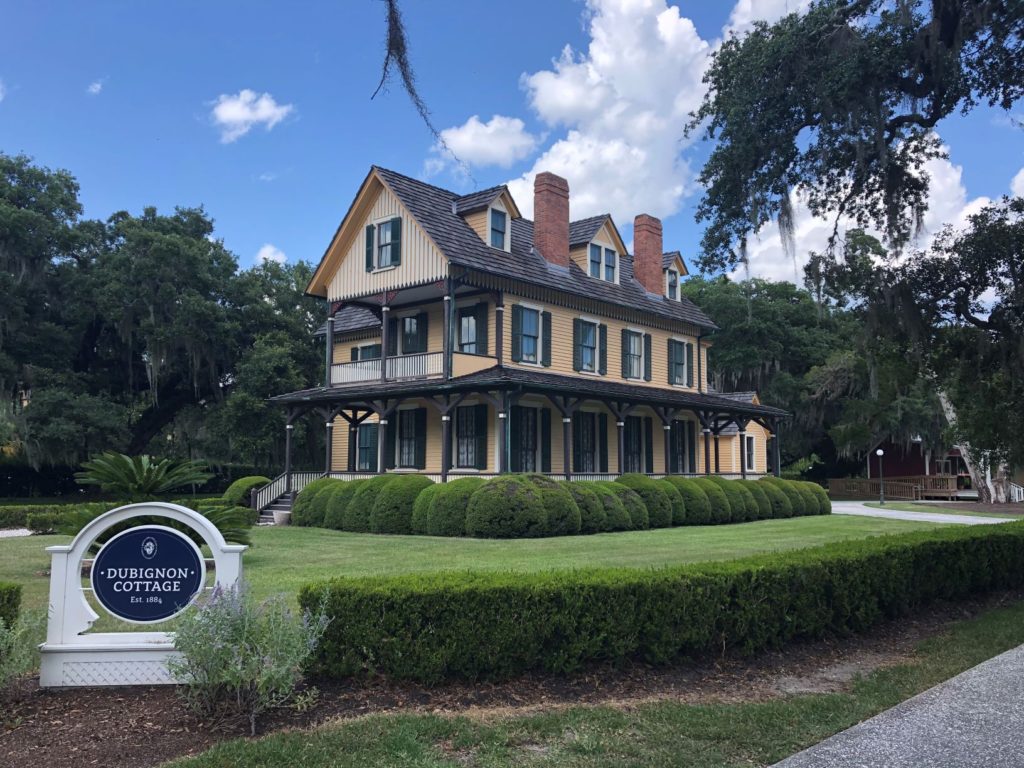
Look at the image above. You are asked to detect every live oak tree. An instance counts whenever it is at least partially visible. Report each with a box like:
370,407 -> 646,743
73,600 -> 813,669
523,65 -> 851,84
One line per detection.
690,0 -> 1024,273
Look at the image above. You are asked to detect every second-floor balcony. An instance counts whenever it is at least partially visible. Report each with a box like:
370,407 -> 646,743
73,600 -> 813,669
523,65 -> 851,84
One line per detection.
332,351 -> 443,385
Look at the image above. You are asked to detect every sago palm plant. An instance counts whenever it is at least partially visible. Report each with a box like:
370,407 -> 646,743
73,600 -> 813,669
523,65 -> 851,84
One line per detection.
75,452 -> 213,499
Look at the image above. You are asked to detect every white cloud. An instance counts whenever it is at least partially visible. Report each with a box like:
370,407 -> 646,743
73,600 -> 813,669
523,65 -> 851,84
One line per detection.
726,0 -> 811,36
256,243 -> 286,264
258,171 -> 278,182
211,89 -> 293,143
1012,168 -> 1024,198
434,115 -> 539,170
87,80 -> 103,95
0,79 -> 6,103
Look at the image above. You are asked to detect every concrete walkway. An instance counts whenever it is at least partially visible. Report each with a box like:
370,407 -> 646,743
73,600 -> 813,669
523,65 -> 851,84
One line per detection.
0,527 -> 31,539
831,501 -> 1010,526
774,643 -> 1024,767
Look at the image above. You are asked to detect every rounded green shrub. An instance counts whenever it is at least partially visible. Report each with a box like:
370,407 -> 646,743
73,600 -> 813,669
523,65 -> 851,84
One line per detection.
465,476 -> 548,538
344,476 -> 393,532
540,485 -> 582,536
427,477 -> 486,536
693,478 -> 732,524
802,481 -> 832,515
584,482 -> 632,531
307,479 -> 347,527
733,482 -> 760,521
370,476 -> 434,534
792,482 -> 821,517
741,480 -> 773,519
657,480 -> 687,525
411,483 -> 444,534
291,478 -> 337,527
661,478 -> 712,525
615,474 -> 671,528
222,475 -> 271,507
763,477 -> 805,516
323,481 -> 364,530
758,479 -> 793,518
601,482 -> 648,529
706,476 -> 750,521
562,482 -> 607,534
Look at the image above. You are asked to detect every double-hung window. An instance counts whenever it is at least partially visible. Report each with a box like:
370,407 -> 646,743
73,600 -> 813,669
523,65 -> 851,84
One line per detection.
745,435 -> 756,472
669,340 -> 686,385
401,316 -> 424,354
397,410 -> 418,468
624,331 -> 643,379
667,269 -> 678,300
589,244 -> 602,278
588,244 -> 617,281
458,309 -> 477,353
354,343 -> 381,361
573,412 -> 597,472
579,320 -> 597,373
490,209 -> 507,249
520,308 -> 540,364
356,424 -> 378,472
604,248 -> 616,281
455,404 -> 487,469
377,219 -> 397,268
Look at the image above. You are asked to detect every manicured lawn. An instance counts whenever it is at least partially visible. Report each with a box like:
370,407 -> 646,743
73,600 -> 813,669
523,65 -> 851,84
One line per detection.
165,595 -> 1024,768
2,515 -> 943,620
863,501 -> 1019,519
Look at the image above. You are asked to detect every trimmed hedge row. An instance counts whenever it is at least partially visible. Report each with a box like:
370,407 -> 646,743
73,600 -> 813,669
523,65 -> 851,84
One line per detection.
0,497 -> 245,533
301,522 -> 1024,683
0,581 -> 20,630
221,475 -> 271,507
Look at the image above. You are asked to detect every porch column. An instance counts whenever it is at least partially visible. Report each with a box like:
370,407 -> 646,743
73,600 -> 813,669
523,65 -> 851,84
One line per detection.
380,305 -> 390,382
714,433 -> 721,474
498,393 -> 509,473
664,423 -> 673,475
738,429 -> 747,479
348,422 -> 358,472
773,429 -> 782,477
562,417 -> 572,481
442,291 -> 452,380
284,423 -> 294,495
616,421 -> 626,475
702,428 -> 711,475
495,300 -> 505,361
377,417 -> 389,474
324,419 -> 334,474
324,310 -> 334,387
440,414 -> 451,483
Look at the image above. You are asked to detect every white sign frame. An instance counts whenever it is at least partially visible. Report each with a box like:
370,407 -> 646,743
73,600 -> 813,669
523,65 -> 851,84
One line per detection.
39,502 -> 247,688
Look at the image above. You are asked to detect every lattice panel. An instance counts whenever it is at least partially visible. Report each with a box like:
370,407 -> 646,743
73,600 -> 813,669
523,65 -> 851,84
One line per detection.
60,659 -> 175,686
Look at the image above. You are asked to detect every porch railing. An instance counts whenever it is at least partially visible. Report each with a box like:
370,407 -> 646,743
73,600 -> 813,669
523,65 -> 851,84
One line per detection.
1010,482 -> 1024,504
331,352 -> 444,386
827,477 -> 922,501
252,471 -> 324,512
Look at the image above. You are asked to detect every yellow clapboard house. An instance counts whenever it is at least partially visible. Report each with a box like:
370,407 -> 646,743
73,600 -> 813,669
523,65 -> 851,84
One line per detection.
264,167 -> 787,510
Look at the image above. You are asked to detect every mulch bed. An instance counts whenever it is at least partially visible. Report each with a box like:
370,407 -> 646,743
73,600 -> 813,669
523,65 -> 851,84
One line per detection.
2,589 -> 1021,768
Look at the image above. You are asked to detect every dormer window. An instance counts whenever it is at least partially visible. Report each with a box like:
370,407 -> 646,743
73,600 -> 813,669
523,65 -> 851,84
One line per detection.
489,208 -> 508,250
667,269 -> 678,300
589,243 -> 617,282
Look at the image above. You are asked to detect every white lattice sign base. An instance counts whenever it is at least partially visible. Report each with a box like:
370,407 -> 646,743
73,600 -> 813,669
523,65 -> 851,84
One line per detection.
39,503 -> 246,688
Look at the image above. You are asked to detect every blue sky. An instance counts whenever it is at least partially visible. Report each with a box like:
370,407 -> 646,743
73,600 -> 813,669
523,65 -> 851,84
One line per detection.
1,1 -> 1022,280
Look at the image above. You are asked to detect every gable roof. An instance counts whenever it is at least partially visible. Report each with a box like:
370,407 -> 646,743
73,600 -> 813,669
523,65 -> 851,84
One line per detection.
314,304 -> 379,337
329,166 -> 716,330
452,186 -> 504,215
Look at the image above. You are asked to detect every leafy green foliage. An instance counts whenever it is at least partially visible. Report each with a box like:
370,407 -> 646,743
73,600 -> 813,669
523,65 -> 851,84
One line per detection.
602,482 -> 648,529
410,483 -> 443,534
75,452 -> 213,500
762,477 -> 806,517
0,609 -> 45,696
693,478 -> 732,524
344,476 -> 394,532
740,480 -> 773,519
57,502 -> 253,549
706,476 -> 750,521
662,478 -> 712,525
301,521 -> 1024,683
221,475 -> 270,507
562,482 -> 607,534
370,476 -> 433,534
323,481 -> 364,531
425,478 -> 484,537
291,478 -> 338,528
465,476 -> 548,538
758,479 -> 794,518
0,582 -> 20,630
615,475 -> 672,528
580,482 -> 632,531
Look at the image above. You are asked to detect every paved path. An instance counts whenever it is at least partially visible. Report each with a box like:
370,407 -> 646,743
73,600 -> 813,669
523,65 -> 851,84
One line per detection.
0,527 -> 31,539
774,643 -> 1024,767
831,501 -> 1010,526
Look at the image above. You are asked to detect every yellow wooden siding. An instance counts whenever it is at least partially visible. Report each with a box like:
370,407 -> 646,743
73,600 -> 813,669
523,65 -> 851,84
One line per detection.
452,352 -> 497,377
502,295 -> 708,394
331,302 -> 445,365
326,181 -> 448,302
464,209 -> 488,243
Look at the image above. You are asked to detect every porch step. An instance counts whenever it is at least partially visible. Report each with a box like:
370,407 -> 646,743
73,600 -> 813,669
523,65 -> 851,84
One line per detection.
259,496 -> 293,525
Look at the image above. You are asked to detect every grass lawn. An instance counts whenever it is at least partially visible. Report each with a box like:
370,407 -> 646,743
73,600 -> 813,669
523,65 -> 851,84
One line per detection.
1,515 -> 945,619
165,594 -> 1024,768
863,501 -> 1019,519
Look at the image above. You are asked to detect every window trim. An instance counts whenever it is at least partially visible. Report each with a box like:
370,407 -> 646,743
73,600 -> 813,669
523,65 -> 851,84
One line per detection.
456,305 -> 478,354
577,316 -> 599,375
666,268 -> 679,300
354,342 -> 382,361
517,302 -> 543,367
374,217 -> 398,270
394,405 -> 420,470
745,434 -> 756,473
488,202 -> 510,252
454,403 -> 482,470
669,336 -> 689,388
623,328 -> 645,381
586,238 -> 619,284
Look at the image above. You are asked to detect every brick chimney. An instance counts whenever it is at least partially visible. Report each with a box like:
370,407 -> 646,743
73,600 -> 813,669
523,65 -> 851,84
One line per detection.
533,172 -> 570,267
633,214 -> 664,295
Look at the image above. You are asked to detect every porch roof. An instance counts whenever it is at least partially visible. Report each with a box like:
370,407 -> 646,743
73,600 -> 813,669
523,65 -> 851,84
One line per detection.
270,366 -> 788,421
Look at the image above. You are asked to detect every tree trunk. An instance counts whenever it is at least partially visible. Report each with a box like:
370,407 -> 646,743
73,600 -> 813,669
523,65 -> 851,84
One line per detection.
937,391 -> 1009,504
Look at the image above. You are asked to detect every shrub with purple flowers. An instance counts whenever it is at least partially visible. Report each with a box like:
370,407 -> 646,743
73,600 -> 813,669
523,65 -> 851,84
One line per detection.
168,583 -> 329,735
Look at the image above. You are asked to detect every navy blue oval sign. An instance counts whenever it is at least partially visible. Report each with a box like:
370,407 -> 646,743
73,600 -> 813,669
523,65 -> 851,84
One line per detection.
91,525 -> 206,623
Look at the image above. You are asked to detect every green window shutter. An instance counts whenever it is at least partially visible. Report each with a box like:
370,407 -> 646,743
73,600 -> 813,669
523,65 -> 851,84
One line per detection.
540,408 -> 551,473
365,224 -> 375,271
511,305 -> 523,362
474,403 -> 488,470
644,416 -> 654,473
364,424 -> 379,473
415,312 -> 428,353
509,406 -> 522,472
687,421 -> 697,473
667,339 -> 676,385
413,408 -> 427,469
643,333 -> 652,381
572,318 -> 582,371
598,412 -> 608,472
686,342 -> 694,387
620,328 -> 629,378
598,324 -> 607,375
383,418 -> 396,470
386,317 -> 398,356
350,347 -> 359,362
541,311 -> 552,367
475,302 -> 489,356
572,413 -> 582,471
390,217 -> 402,266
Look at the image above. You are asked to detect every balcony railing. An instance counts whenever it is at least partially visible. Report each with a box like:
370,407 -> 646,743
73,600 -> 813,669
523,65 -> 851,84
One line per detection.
331,351 -> 444,386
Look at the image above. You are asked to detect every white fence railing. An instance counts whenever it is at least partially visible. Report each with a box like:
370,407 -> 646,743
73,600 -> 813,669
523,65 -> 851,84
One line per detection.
331,352 -> 444,385
1010,482 -> 1024,504
252,471 -> 324,512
